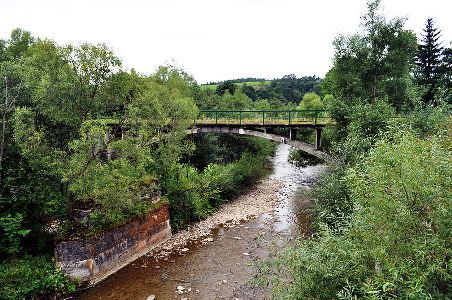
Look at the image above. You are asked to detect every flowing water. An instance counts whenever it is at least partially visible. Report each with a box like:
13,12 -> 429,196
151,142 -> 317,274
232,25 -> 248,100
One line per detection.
77,144 -> 327,300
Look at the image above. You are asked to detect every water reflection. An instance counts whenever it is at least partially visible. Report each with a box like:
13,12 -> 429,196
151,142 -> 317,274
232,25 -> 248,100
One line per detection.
269,144 -> 327,235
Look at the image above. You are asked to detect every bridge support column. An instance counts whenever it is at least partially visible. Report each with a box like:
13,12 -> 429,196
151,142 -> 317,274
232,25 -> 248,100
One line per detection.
315,128 -> 322,150
289,128 -> 297,140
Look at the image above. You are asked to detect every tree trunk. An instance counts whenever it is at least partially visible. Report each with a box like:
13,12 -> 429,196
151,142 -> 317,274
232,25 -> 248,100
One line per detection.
0,76 -> 9,185
372,69 -> 378,104
0,111 -> 6,183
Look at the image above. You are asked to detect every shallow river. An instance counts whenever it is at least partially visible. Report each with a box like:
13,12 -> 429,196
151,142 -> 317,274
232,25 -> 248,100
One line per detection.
77,144 -> 326,300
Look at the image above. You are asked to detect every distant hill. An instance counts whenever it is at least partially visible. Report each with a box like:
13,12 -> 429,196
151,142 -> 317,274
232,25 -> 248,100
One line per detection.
201,75 -> 322,104
201,80 -> 271,91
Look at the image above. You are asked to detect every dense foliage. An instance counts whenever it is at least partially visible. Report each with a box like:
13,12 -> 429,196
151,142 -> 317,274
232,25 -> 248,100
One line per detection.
265,1 -> 452,299
169,134 -> 275,231
0,27 -> 278,298
0,256 -> 76,300
0,27 -> 230,297
271,131 -> 451,299
197,75 -> 323,110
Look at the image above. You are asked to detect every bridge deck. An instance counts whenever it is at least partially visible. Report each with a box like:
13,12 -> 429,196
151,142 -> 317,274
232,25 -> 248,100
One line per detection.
188,126 -> 332,162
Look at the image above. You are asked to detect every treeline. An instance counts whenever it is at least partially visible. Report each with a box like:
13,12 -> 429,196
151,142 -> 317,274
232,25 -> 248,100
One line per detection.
265,1 -> 451,299
196,75 -> 322,110
0,29 -> 276,298
204,77 -> 268,85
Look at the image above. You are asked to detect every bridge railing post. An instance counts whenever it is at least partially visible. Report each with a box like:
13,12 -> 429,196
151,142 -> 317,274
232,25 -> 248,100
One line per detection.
288,111 -> 291,125
239,111 -> 242,125
262,111 -> 265,125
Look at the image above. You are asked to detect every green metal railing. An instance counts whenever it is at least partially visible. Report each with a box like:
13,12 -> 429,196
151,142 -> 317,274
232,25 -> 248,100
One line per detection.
195,110 -> 332,126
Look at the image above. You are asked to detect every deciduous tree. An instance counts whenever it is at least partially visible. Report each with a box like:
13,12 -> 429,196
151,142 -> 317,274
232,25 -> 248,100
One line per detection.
329,0 -> 417,109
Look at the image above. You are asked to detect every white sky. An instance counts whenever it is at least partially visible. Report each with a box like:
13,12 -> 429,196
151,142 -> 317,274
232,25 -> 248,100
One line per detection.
1,0 -> 451,83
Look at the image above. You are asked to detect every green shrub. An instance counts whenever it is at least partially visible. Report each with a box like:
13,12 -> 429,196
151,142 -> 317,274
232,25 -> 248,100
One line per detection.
340,101 -> 395,163
311,165 -> 352,233
0,256 -> 76,299
400,105 -> 449,137
269,131 -> 452,299
0,213 -> 30,257
167,136 -> 275,231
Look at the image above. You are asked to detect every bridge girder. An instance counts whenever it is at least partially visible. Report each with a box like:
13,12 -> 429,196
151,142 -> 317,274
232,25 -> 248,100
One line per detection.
188,125 -> 332,163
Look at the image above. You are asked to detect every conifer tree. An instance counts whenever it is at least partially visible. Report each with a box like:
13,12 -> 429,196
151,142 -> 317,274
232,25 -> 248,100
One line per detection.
439,45 -> 452,103
416,18 -> 443,105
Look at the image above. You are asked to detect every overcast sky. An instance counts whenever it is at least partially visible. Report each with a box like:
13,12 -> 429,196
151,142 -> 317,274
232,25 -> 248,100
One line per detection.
1,0 -> 451,83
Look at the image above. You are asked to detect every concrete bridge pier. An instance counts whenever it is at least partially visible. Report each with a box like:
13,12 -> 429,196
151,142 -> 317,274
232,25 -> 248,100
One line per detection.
315,128 -> 322,150
289,128 -> 297,140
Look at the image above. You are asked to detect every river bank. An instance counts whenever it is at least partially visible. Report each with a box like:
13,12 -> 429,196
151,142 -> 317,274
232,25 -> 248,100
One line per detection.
77,144 -> 327,299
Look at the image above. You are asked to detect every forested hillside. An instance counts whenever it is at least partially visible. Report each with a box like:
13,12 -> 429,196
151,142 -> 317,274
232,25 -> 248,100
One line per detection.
198,75 -> 322,109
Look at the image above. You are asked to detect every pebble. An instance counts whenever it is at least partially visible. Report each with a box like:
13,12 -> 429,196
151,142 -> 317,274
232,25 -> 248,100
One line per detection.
243,253 -> 250,256
176,285 -> 185,292
146,296 -> 156,300
145,179 -> 283,260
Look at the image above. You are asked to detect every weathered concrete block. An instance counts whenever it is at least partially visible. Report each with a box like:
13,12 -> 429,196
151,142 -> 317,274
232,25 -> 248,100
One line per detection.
55,203 -> 171,285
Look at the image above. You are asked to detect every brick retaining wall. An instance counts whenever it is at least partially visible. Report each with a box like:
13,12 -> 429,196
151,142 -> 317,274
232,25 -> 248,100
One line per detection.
55,203 -> 171,285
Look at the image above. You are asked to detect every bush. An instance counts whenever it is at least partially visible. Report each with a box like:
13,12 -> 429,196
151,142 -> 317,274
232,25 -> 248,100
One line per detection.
0,256 -> 76,299
269,131 -> 452,299
311,165 -> 352,232
340,101 -> 395,163
167,136 -> 275,231
0,213 -> 30,257
400,105 -> 449,137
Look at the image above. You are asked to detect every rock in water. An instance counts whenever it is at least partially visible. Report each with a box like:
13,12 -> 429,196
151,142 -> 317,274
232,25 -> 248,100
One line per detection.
176,285 -> 185,294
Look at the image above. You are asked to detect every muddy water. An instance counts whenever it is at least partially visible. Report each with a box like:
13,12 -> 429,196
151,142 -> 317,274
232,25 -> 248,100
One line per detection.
77,144 -> 326,300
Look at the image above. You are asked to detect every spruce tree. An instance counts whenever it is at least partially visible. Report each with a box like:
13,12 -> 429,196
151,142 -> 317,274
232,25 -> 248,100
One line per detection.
416,18 -> 443,105
439,45 -> 452,103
